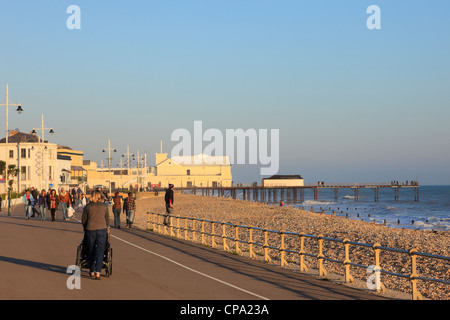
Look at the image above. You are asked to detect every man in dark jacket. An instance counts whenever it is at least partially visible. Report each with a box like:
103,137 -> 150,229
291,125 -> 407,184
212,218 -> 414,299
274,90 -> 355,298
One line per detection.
164,184 -> 174,226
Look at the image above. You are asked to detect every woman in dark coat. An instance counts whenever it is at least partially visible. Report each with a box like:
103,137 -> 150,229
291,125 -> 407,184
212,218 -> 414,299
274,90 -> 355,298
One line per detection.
81,190 -> 110,280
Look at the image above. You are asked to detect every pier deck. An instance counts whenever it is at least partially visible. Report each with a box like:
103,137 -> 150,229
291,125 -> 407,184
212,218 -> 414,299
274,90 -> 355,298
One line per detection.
179,183 -> 420,202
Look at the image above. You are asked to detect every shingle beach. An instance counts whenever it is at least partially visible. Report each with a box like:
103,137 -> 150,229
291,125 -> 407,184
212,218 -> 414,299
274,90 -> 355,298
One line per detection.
128,193 -> 449,300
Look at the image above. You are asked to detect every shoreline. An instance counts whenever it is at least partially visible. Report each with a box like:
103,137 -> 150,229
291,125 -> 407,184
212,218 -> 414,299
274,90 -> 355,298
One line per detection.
130,193 -> 449,300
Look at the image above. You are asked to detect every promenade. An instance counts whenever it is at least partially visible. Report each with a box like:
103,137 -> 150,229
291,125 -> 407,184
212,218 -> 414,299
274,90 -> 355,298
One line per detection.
0,205 -> 386,301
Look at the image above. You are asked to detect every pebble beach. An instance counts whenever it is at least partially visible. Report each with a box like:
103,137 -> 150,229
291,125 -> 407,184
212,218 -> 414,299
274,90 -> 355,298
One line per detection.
129,193 -> 449,300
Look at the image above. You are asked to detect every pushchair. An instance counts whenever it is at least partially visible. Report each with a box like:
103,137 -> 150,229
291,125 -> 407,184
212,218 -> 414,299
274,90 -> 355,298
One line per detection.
75,233 -> 113,277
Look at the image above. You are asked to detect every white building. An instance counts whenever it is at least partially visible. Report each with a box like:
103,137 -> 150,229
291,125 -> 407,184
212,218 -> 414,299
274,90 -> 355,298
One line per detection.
262,175 -> 304,187
0,130 -> 65,193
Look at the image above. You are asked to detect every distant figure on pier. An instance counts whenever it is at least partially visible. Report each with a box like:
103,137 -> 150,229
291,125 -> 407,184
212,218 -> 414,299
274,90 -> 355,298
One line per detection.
279,201 -> 284,207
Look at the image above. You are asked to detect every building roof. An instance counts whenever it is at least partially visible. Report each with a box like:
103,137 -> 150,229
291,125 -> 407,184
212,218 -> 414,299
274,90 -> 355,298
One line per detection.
263,175 -> 303,180
0,131 -> 43,144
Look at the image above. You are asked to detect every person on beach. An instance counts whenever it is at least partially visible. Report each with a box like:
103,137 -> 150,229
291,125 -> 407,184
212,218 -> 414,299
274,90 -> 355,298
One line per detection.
82,190 -> 110,280
48,189 -> 59,221
112,191 -> 123,229
59,187 -> 72,221
164,184 -> 174,226
123,192 -> 135,229
37,189 -> 48,221
22,189 -> 34,220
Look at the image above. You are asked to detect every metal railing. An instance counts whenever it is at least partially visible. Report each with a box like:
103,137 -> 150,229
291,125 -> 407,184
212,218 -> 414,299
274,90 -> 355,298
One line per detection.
146,212 -> 449,300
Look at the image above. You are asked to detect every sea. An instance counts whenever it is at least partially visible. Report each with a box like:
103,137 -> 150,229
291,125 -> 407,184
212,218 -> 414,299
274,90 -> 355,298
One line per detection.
218,185 -> 450,231
292,185 -> 450,231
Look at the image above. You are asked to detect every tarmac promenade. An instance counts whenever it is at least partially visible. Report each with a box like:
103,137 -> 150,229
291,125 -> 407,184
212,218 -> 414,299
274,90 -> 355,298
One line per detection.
0,205 -> 386,301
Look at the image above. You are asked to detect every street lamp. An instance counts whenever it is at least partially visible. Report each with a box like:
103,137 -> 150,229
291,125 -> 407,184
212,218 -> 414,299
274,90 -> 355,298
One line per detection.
32,114 -> 54,190
0,84 -> 23,204
102,139 -> 117,196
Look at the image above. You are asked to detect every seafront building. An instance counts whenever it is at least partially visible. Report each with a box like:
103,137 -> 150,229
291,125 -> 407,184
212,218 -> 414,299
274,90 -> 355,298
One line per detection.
0,130 -> 64,193
1,131 -> 232,194
83,152 -> 232,191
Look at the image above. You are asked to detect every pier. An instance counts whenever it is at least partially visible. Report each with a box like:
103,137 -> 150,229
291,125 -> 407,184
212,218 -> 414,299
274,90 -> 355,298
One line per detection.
180,182 -> 420,203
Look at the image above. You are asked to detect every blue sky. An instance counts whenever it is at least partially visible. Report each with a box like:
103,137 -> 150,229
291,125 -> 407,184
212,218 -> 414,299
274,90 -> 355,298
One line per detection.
0,1 -> 449,184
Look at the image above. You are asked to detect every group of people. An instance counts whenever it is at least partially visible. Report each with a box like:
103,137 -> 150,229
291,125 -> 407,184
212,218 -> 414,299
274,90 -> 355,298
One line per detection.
22,187 -> 87,221
20,184 -> 174,280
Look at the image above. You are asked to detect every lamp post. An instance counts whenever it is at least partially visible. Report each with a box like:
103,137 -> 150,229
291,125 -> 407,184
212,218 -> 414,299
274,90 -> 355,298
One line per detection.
32,114 -> 54,190
0,84 -> 23,213
102,139 -> 117,196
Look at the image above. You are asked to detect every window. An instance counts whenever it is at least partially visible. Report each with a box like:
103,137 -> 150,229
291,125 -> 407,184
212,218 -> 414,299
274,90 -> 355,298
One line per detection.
21,149 -> 26,158
9,150 -> 13,158
21,166 -> 26,180
187,170 -> 191,176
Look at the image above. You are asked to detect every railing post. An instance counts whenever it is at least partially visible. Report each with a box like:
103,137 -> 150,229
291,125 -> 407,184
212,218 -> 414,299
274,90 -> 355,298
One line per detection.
192,219 -> 197,242
317,234 -> 327,277
201,220 -> 206,245
147,212 -> 151,230
170,216 -> 175,237
211,221 -> 217,248
298,233 -> 308,272
410,248 -> 424,300
176,217 -> 181,238
248,227 -> 256,259
234,224 -> 241,255
372,243 -> 386,293
184,217 -> 188,240
280,230 -> 288,267
343,238 -> 354,283
263,229 -> 272,264
222,223 -> 229,251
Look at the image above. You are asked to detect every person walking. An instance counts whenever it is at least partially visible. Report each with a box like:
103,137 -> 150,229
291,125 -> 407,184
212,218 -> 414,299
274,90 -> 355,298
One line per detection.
37,189 -> 48,221
112,191 -> 123,229
81,190 -> 110,280
164,184 -> 174,226
59,187 -> 72,221
22,189 -> 34,220
30,187 -> 39,217
123,192 -> 135,229
48,189 -> 59,221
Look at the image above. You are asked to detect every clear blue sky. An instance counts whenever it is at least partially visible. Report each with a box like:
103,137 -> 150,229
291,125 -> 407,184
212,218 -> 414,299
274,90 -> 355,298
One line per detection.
0,1 -> 449,184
